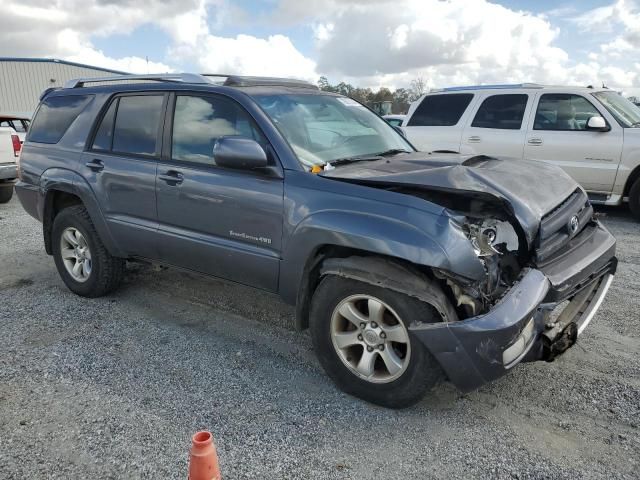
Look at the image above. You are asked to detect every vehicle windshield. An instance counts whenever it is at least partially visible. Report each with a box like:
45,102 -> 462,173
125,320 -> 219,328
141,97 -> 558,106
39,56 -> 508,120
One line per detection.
593,91 -> 640,128
253,93 -> 413,168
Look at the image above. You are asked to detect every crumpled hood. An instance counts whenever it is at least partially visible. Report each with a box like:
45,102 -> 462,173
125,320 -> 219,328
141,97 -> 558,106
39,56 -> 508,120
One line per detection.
320,153 -> 580,246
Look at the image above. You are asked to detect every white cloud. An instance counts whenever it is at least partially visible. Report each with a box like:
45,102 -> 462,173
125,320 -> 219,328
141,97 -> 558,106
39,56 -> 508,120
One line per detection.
1,0 -> 639,96
170,34 -> 317,79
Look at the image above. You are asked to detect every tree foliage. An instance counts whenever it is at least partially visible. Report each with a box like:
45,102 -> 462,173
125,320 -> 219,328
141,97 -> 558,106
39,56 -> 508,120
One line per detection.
317,76 -> 426,114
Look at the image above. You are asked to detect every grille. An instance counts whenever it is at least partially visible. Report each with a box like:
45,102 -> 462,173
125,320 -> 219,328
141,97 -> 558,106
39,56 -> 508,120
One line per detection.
535,189 -> 593,264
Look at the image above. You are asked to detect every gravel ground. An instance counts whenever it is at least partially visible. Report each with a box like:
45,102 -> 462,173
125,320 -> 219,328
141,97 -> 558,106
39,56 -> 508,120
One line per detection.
0,195 -> 638,479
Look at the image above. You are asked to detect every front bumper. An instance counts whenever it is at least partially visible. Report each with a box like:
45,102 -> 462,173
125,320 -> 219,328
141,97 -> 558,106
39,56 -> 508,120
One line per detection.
0,163 -> 17,182
410,220 -> 616,393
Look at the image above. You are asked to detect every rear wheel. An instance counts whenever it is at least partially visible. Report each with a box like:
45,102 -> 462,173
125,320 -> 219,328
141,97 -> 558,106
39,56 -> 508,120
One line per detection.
310,275 -> 447,408
629,178 -> 640,221
0,185 -> 13,204
52,205 -> 125,297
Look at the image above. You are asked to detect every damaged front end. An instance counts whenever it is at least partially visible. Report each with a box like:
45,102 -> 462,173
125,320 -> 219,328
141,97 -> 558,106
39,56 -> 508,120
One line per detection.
321,155 -> 617,392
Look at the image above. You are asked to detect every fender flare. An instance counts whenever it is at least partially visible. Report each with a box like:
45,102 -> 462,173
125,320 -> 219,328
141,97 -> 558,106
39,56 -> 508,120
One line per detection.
40,168 -> 125,257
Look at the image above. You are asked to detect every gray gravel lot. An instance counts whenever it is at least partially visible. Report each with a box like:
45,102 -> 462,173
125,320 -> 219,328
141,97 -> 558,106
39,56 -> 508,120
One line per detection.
0,195 -> 638,479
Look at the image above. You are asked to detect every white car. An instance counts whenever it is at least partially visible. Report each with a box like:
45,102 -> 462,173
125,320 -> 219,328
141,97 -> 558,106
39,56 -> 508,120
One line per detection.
0,116 -> 29,203
383,114 -> 406,127
402,84 -> 640,219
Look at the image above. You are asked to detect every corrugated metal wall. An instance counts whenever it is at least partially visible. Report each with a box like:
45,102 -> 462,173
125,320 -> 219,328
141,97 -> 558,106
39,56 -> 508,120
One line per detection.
0,60 -> 125,117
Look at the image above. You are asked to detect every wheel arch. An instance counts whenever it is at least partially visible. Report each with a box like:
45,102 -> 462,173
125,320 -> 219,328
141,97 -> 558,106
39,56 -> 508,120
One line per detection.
41,168 -> 124,257
623,163 -> 640,198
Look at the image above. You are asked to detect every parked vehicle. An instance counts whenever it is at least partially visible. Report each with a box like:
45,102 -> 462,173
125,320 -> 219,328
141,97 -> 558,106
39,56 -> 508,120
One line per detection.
402,84 -> 640,220
16,74 -> 616,408
383,114 -> 405,127
0,116 -> 29,203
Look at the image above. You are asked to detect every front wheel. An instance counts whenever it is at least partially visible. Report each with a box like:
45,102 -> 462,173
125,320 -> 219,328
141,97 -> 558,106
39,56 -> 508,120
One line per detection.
309,275 -> 446,408
52,205 -> 125,297
629,177 -> 640,221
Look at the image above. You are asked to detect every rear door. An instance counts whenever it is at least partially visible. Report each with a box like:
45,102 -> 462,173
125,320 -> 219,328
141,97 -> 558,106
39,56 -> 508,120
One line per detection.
155,92 -> 284,291
523,92 -> 623,192
83,93 -> 166,259
403,93 -> 475,152
460,93 -> 531,159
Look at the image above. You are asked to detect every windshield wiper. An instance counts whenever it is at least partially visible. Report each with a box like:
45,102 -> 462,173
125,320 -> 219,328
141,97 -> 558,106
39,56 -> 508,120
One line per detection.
329,149 -> 411,167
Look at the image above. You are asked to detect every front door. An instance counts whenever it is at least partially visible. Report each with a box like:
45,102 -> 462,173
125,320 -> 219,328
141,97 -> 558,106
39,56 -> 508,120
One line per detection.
82,93 -> 167,259
155,93 -> 283,291
523,92 -> 623,193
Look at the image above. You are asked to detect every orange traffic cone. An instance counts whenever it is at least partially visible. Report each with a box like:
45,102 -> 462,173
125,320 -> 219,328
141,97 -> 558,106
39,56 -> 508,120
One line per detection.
188,431 -> 221,480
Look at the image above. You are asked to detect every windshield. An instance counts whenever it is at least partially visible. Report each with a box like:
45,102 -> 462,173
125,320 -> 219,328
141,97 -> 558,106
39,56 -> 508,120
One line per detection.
593,91 -> 640,128
254,93 -> 413,167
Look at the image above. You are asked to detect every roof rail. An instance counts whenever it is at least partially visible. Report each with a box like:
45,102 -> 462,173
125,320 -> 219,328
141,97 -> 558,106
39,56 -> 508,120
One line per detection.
430,83 -> 544,93
64,73 -> 212,89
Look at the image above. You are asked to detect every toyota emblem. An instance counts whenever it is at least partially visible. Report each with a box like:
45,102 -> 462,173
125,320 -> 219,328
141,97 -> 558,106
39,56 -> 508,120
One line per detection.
569,215 -> 579,234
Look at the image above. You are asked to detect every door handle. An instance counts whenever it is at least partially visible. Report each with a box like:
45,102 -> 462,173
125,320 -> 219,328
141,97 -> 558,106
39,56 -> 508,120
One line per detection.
85,159 -> 104,172
528,138 -> 543,145
158,170 -> 184,185
467,136 -> 481,143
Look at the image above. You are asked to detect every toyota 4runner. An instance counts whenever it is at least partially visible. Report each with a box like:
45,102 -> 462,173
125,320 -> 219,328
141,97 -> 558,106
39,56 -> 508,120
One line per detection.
16,74 -> 617,408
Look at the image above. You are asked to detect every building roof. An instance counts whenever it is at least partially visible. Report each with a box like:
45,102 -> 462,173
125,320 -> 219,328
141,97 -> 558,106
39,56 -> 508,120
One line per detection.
0,57 -> 129,75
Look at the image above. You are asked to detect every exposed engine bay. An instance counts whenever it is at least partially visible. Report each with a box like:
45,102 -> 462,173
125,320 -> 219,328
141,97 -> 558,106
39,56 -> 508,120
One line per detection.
435,217 -> 523,318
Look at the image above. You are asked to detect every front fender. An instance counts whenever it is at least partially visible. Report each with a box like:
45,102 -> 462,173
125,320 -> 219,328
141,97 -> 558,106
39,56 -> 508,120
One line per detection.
40,168 -> 124,257
278,209 -> 483,306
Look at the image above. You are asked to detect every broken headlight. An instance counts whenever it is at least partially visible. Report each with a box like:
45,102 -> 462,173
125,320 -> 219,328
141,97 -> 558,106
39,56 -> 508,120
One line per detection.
464,218 -> 519,257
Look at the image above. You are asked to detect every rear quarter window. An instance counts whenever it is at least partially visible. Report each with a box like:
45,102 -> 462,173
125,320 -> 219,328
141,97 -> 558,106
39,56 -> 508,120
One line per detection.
407,93 -> 474,127
28,95 -> 92,144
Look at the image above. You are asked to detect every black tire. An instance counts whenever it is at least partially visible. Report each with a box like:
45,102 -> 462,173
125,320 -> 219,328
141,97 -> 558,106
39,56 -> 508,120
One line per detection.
52,205 -> 125,297
0,185 -> 13,204
309,275 -> 446,408
629,178 -> 640,221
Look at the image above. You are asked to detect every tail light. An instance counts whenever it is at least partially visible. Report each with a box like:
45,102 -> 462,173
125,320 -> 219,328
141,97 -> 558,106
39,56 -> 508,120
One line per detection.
11,134 -> 21,157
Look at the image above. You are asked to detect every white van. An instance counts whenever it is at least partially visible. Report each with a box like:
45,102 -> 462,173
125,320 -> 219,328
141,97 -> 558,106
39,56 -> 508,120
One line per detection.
402,84 -> 640,219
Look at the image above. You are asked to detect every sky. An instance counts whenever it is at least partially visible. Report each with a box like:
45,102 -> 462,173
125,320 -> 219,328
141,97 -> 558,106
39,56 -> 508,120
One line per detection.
2,0 -> 639,95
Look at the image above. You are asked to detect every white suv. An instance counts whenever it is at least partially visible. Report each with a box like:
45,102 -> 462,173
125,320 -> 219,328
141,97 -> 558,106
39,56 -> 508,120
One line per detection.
0,116 -> 29,203
402,84 -> 640,219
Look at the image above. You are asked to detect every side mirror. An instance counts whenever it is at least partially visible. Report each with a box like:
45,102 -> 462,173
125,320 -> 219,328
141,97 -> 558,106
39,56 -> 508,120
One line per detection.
586,116 -> 610,132
213,136 -> 268,169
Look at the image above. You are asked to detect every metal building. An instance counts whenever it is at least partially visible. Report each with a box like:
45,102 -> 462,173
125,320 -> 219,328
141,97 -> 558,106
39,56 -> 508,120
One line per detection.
0,58 -> 128,118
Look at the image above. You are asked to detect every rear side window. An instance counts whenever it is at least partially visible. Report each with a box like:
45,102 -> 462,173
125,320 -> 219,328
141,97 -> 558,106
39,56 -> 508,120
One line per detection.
407,94 -> 473,127
92,100 -> 117,151
29,95 -> 92,144
471,94 -> 528,130
112,95 -> 164,156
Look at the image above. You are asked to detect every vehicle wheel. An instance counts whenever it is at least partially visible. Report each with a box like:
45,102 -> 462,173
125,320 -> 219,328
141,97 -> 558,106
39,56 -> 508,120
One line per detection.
0,185 -> 13,204
309,275 -> 446,408
629,178 -> 640,221
52,205 -> 125,297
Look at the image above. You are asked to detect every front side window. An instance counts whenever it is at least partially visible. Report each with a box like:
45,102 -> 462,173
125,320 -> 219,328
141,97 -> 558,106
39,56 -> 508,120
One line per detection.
112,95 -> 164,156
171,95 -> 265,165
534,94 -> 602,131
407,93 -> 474,127
254,93 -> 412,167
593,91 -> 640,128
29,95 -> 92,144
471,94 -> 528,130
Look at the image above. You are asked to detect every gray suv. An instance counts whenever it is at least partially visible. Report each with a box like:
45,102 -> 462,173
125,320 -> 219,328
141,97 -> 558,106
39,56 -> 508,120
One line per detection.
16,73 -> 617,408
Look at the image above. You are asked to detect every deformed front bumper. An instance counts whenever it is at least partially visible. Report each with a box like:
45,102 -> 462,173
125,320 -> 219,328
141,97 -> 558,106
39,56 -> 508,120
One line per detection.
410,220 -> 616,393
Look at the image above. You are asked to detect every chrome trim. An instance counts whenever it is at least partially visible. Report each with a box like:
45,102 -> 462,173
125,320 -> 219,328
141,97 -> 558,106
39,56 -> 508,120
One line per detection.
577,274 -> 614,335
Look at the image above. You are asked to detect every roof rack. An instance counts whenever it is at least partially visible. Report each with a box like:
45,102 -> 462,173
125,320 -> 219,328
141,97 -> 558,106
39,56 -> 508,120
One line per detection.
64,73 -> 212,89
430,83 -> 544,93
